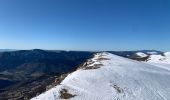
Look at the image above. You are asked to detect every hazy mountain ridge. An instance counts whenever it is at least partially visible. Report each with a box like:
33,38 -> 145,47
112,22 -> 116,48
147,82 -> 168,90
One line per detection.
0,49 -> 18,52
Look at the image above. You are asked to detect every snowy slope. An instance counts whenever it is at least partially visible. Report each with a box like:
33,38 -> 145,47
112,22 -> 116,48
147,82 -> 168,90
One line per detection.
147,52 -> 170,64
135,52 -> 148,58
31,52 -> 170,100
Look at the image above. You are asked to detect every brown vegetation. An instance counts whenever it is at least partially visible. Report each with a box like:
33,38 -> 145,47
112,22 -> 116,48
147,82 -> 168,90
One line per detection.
84,64 -> 103,70
59,89 -> 76,99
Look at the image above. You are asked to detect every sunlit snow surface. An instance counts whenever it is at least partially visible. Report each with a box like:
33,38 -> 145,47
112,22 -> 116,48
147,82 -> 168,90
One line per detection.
147,52 -> 170,64
31,52 -> 170,100
136,52 -> 148,57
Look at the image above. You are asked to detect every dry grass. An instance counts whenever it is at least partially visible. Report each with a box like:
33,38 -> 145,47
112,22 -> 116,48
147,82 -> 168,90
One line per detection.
84,64 -> 103,70
84,66 -> 100,70
59,89 -> 76,99
97,58 -> 110,61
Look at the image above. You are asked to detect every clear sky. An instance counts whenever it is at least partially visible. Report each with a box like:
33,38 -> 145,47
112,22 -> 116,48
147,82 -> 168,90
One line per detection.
0,0 -> 170,51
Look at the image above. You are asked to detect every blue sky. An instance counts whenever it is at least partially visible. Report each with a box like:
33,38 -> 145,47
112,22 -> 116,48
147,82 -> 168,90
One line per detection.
0,0 -> 170,51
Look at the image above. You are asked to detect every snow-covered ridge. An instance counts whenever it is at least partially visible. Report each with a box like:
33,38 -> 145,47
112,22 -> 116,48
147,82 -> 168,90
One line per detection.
147,52 -> 170,64
31,52 -> 170,100
131,51 -> 170,64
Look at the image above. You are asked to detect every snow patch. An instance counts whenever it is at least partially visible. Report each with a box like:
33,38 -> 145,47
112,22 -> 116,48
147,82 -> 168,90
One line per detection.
136,52 -> 148,58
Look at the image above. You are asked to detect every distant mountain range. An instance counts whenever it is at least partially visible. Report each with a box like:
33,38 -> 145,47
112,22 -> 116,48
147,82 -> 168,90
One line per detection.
0,49 -> 18,52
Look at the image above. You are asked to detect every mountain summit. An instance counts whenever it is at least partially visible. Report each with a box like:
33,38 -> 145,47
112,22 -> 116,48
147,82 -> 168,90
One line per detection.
31,52 -> 170,100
